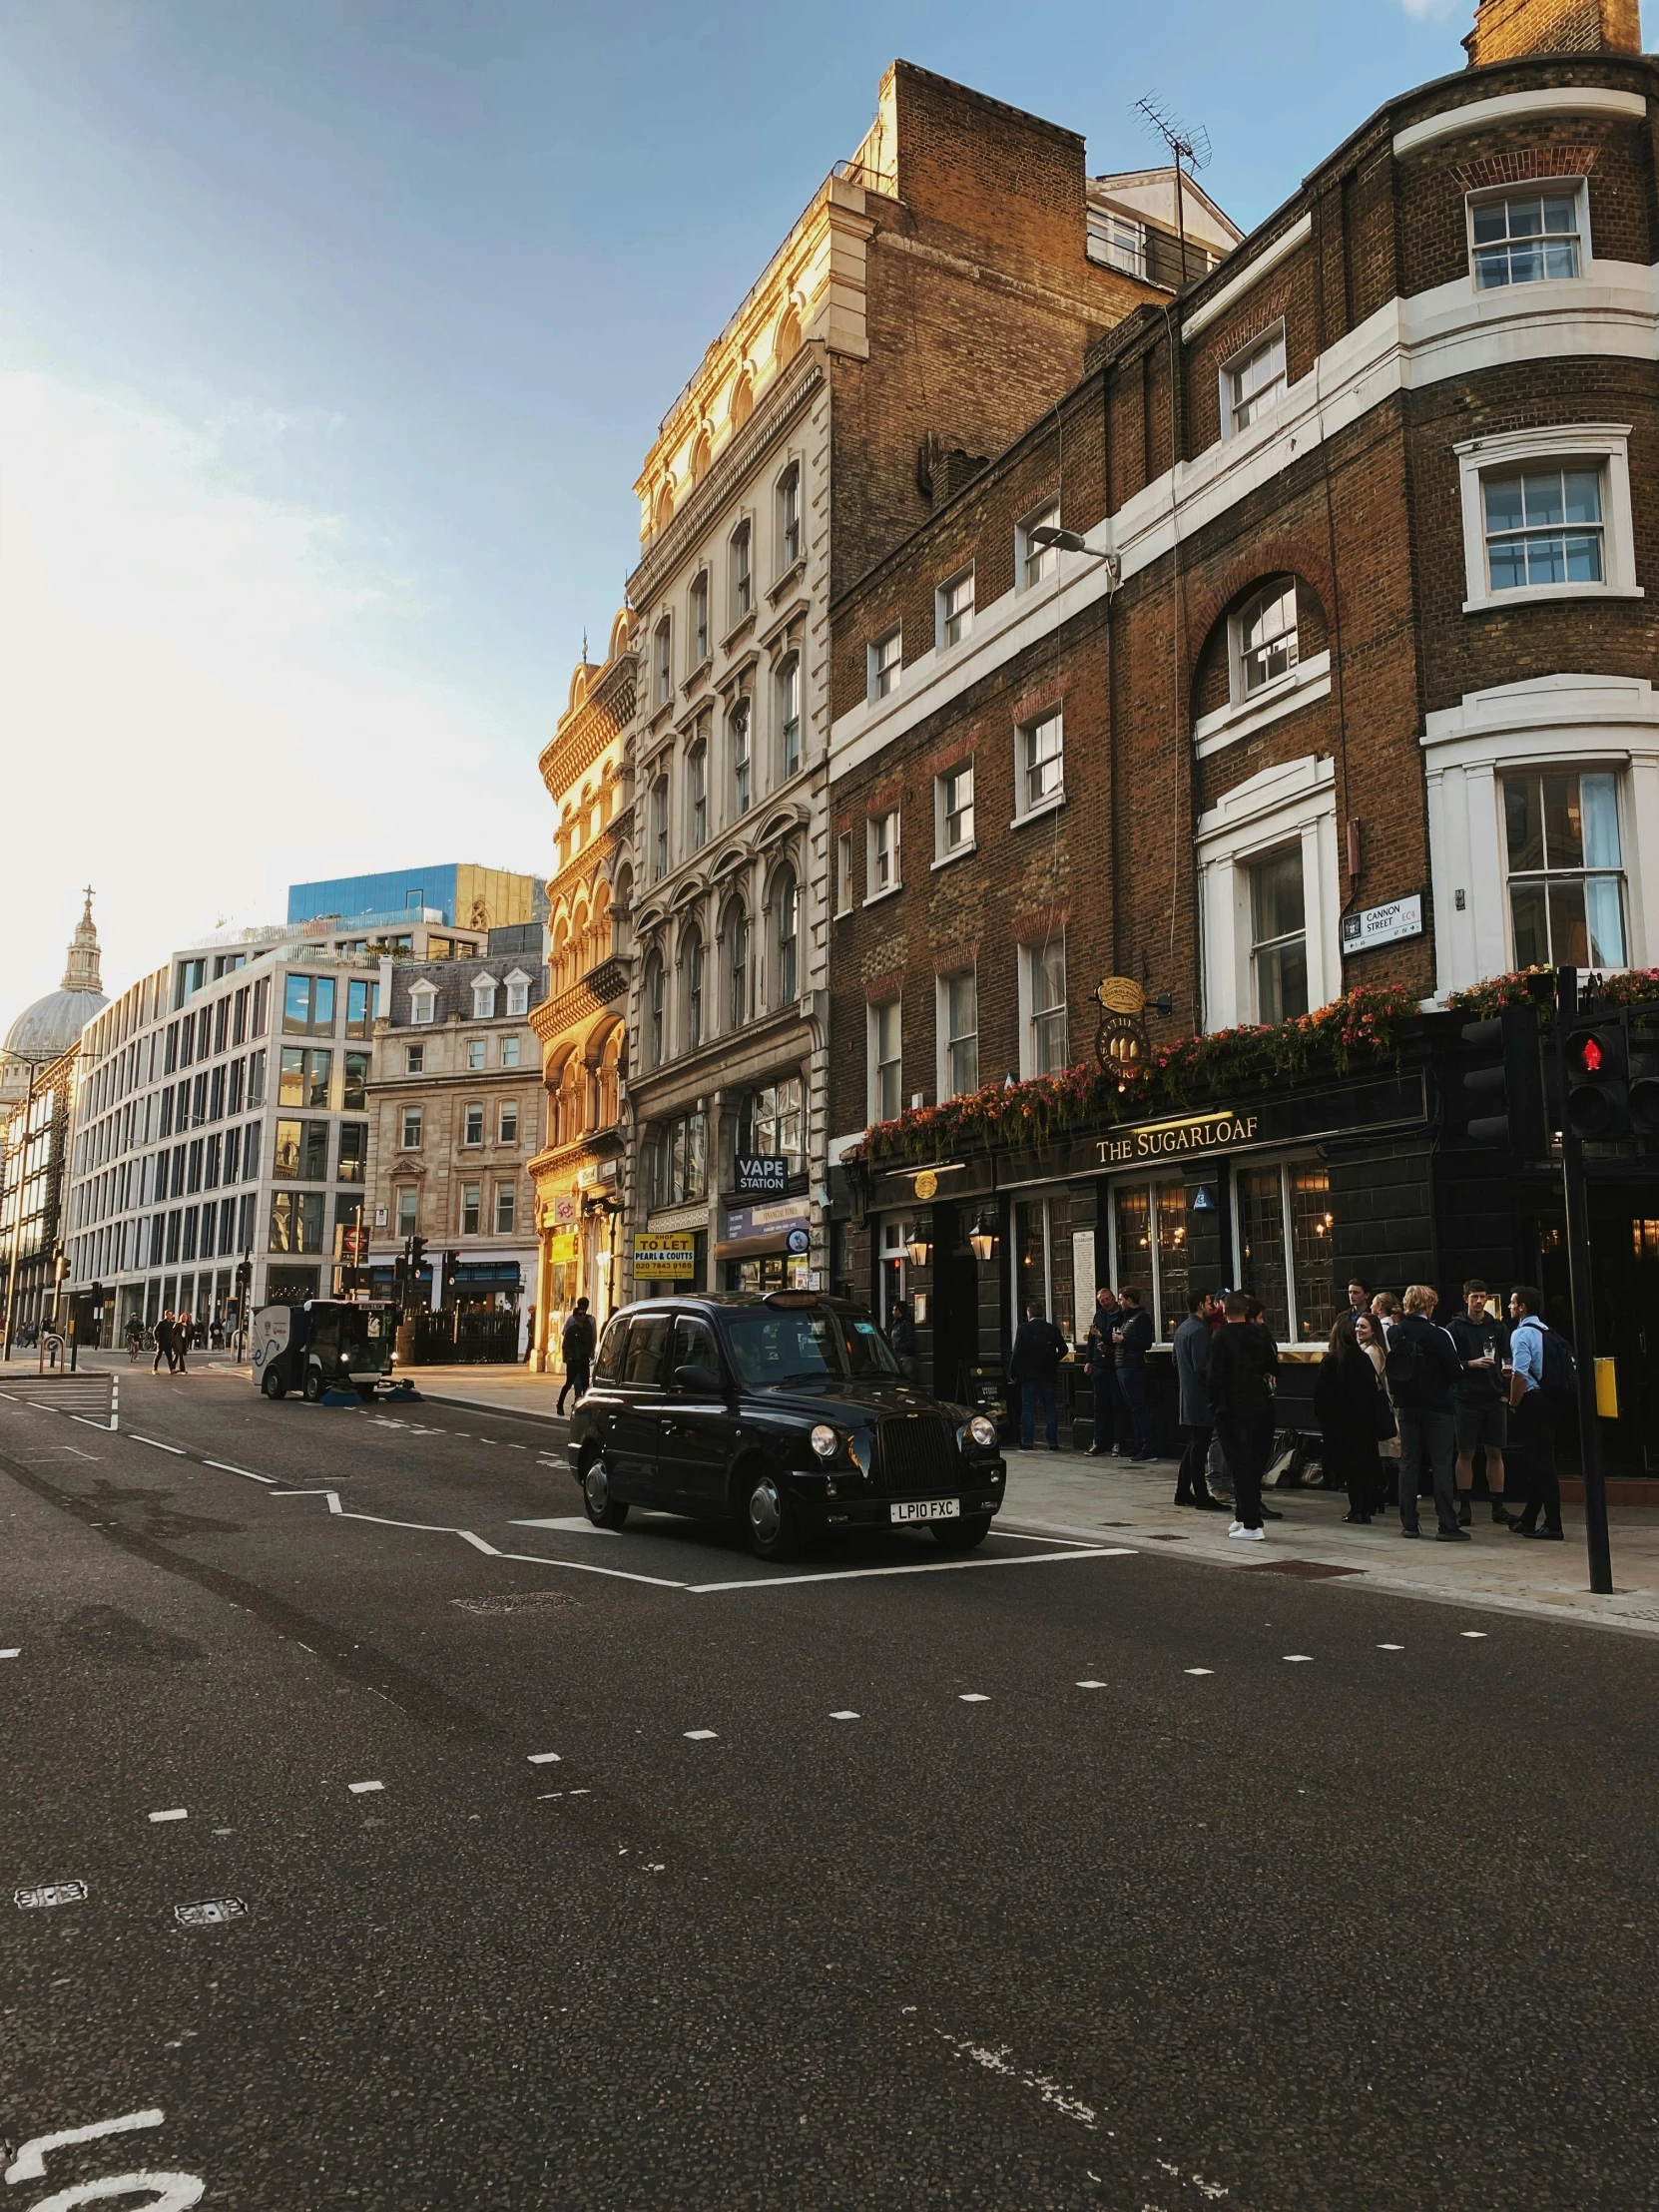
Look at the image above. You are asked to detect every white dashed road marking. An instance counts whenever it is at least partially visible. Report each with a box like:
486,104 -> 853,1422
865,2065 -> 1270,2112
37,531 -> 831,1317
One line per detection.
1284,1654 -> 1314,1663
958,1693 -> 989,1703
527,1752 -> 561,1765
1379,1643 -> 1404,1651
130,1434 -> 186,1454
829,1710 -> 860,1721
205,1459 -> 274,1484
148,1809 -> 188,1824
0,1647 -> 20,1659
1185,1668 -> 1215,1677
348,1780 -> 384,1795
684,1730 -> 718,1741
1075,1679 -> 1106,1689
1461,1630 -> 1489,1639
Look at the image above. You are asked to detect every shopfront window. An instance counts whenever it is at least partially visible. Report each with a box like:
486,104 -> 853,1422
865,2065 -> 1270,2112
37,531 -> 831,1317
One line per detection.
1013,1190 -> 1073,1327
1235,1160 -> 1334,1343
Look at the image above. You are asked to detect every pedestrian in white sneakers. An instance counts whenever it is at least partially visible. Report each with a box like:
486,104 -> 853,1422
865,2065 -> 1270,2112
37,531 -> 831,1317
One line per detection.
1207,1290 -> 1279,1540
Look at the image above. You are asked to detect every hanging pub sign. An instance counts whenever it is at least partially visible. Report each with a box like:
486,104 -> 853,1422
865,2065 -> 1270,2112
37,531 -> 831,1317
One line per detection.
734,1154 -> 790,1198
1095,975 -> 1151,1078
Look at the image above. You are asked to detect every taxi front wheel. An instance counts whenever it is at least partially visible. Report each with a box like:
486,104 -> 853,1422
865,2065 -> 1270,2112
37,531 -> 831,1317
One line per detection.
583,1455 -> 629,1530
932,1513 -> 993,1552
744,1472 -> 804,1562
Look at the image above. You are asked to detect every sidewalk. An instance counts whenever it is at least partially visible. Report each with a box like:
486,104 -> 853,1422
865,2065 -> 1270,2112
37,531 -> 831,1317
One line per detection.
388,1364 -> 571,1423
1001,1445 -> 1659,1638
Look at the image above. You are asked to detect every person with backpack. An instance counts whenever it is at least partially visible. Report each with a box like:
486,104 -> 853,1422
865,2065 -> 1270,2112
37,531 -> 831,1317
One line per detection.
1387,1285 -> 1466,1540
1008,1302 -> 1069,1451
1506,1283 -> 1567,1540
557,1297 -> 597,1415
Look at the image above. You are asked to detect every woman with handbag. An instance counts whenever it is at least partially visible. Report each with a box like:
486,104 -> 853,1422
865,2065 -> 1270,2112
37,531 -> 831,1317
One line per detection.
1356,1309 -> 1399,1516
1314,1312 -> 1386,1524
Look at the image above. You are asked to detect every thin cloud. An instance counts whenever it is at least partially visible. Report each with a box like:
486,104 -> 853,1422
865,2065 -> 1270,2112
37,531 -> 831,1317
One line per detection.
0,371 -> 537,1017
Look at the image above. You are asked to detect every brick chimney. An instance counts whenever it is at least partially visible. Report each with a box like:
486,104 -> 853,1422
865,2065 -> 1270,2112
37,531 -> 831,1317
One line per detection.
1464,0 -> 1643,65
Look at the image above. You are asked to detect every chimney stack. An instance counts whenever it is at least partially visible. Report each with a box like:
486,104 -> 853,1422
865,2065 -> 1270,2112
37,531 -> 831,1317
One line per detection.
1464,0 -> 1643,66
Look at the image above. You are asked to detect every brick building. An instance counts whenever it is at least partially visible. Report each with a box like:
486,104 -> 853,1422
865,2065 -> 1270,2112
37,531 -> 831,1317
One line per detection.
614,60 -> 1238,1307
825,0 -> 1659,1466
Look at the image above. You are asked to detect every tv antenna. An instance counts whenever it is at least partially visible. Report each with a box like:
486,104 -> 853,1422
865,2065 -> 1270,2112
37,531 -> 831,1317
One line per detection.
1133,93 -> 1212,285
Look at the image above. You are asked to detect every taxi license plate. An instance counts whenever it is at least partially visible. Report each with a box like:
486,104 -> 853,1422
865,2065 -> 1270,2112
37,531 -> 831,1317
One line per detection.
889,1499 -> 960,1523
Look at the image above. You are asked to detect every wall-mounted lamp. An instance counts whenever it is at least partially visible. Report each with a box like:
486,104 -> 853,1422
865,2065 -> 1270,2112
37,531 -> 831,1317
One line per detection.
967,1213 -> 998,1264
904,1233 -> 932,1268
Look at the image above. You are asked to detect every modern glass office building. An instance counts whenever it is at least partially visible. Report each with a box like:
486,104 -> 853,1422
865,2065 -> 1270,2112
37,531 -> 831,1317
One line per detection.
286,865 -> 539,933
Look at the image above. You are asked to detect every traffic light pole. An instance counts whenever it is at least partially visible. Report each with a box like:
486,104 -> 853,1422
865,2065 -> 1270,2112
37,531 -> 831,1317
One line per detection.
1555,968 -> 1614,1596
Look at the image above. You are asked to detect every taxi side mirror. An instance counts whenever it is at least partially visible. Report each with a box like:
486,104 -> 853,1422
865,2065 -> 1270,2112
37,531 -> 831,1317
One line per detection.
674,1363 -> 721,1394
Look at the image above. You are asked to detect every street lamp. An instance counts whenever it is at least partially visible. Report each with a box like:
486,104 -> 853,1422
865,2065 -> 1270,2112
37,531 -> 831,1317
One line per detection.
904,1231 -> 931,1269
1025,525 -> 1122,587
968,1212 -> 998,1264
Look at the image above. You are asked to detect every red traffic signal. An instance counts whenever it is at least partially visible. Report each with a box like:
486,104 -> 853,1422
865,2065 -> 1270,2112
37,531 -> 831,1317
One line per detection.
1564,1019 -> 1630,1140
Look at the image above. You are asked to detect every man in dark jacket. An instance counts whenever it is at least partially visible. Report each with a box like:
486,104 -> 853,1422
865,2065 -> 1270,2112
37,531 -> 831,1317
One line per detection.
1389,1285 -> 1466,1540
1114,1288 -> 1157,1459
557,1298 -> 597,1415
1447,1278 -> 1512,1525
1009,1303 -> 1068,1450
152,1311 -> 174,1376
1207,1291 -> 1279,1538
1083,1288 -> 1125,1456
888,1301 -> 917,1382
1172,1290 -> 1221,1508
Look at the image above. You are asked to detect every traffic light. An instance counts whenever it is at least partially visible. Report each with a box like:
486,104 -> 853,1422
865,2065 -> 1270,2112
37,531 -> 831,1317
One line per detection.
1629,1009 -> 1659,1135
1451,1005 -> 1547,1155
441,1249 -> 459,1300
409,1235 -> 428,1276
1564,1013 -> 1630,1139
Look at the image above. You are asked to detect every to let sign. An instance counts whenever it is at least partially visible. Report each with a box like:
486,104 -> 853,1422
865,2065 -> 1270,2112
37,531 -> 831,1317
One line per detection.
1341,892 -> 1423,955
634,1235 -> 696,1280
734,1155 -> 790,1197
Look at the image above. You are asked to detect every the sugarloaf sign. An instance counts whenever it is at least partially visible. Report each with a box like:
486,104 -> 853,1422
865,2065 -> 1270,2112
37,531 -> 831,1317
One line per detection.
1094,974 -> 1151,1075
1095,1108 -> 1263,1166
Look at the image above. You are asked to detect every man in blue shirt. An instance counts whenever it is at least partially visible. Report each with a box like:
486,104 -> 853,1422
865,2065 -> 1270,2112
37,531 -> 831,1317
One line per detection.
1506,1284 -> 1563,1540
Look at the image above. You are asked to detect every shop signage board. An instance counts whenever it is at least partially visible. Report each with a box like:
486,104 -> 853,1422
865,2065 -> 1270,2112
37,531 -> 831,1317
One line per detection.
553,1194 -> 579,1224
734,1155 -> 790,1197
1341,893 -> 1423,955
634,1235 -> 696,1279
1060,1073 -> 1427,1182
547,1232 -> 577,1263
724,1196 -> 812,1245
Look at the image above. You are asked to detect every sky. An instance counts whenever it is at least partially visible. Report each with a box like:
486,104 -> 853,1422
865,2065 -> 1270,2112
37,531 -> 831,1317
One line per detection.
1,0 -> 1649,1021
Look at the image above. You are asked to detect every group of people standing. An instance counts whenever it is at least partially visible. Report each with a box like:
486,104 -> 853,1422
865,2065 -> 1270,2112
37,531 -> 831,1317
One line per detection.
1315,1277 -> 1566,1544
1002,1270 -> 1571,1549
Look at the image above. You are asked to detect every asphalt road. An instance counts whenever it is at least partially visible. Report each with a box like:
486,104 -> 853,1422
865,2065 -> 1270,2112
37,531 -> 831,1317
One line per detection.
1,1365 -> 1655,2211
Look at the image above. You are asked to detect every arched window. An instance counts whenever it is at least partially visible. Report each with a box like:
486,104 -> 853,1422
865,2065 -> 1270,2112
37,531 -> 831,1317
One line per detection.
730,371 -> 754,432
690,571 -> 709,667
592,879 -> 613,962
776,305 -> 802,367
690,429 -> 712,484
725,900 -> 749,1030
654,480 -> 674,534
1236,578 -> 1300,699
611,865 -> 633,957
654,617 -> 673,708
682,925 -> 705,1052
551,916 -> 571,995
686,738 -> 708,850
776,654 -> 802,779
644,952 -> 665,1069
774,867 -> 799,1008
650,777 -> 670,881
556,1057 -> 583,1146
728,699 -> 752,817
776,462 -> 802,569
597,1025 -> 623,1127
730,521 -> 753,622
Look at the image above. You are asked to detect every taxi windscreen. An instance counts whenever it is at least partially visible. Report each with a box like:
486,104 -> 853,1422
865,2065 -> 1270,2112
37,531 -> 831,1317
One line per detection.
722,1308 -> 901,1388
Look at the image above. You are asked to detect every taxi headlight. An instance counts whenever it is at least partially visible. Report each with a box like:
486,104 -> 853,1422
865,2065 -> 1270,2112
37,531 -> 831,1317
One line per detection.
810,1423 -> 839,1460
968,1414 -> 997,1449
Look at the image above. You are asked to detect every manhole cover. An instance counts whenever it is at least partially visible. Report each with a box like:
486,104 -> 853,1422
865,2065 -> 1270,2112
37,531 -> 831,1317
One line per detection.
450,1590 -> 578,1616
1147,1534 -> 1188,1542
1251,1559 -> 1364,1579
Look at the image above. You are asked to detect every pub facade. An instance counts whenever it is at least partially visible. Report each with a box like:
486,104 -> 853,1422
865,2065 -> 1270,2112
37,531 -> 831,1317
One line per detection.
826,3 -> 1659,1472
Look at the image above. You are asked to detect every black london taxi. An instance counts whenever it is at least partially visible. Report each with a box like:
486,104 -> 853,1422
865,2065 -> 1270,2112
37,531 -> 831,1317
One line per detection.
566,1291 -> 1006,1560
